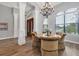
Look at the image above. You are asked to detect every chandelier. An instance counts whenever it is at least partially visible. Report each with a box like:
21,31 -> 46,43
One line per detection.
40,2 -> 54,17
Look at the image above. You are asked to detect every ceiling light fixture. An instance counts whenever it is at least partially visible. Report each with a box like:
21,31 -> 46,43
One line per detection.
40,2 -> 54,17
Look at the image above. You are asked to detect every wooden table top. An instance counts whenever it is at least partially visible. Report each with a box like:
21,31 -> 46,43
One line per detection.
36,34 -> 62,41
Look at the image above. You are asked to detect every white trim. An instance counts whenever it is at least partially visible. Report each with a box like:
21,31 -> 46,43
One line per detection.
0,2 -> 18,9
0,35 -> 27,40
0,36 -> 16,40
65,40 -> 79,44
27,16 -> 33,20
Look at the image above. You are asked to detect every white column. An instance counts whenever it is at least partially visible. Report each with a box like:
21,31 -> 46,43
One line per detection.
13,8 -> 19,38
33,7 -> 39,33
18,2 -> 26,45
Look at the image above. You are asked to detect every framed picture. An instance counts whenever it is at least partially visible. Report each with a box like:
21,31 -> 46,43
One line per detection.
0,23 -> 8,30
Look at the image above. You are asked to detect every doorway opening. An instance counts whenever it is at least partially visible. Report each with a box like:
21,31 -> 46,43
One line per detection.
27,17 -> 34,37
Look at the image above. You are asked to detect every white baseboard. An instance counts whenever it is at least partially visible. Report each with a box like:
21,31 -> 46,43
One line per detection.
0,36 -> 27,40
65,40 -> 79,44
0,36 -> 16,40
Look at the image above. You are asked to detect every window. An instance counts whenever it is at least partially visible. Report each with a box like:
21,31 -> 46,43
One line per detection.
56,12 -> 64,32
56,8 -> 79,34
56,24 -> 64,32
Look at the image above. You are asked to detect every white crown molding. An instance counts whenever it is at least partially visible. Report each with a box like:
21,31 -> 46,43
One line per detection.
0,2 -> 18,9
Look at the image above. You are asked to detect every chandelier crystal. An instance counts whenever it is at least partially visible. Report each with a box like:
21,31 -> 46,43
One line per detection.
40,2 -> 54,17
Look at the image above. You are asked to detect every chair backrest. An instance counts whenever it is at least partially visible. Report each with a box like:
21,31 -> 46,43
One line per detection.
56,32 -> 66,40
31,32 -> 37,36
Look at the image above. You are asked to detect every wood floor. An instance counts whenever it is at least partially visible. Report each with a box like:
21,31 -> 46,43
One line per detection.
0,37 -> 79,56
